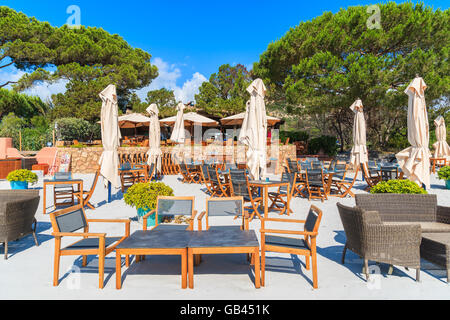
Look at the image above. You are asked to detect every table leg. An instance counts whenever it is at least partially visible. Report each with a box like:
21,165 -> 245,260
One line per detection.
264,186 -> 269,219
188,248 -> 194,289
116,252 -> 122,290
181,250 -> 187,289
43,183 -> 47,214
254,247 -> 260,289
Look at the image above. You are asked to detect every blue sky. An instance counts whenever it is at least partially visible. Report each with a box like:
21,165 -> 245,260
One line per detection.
1,0 -> 448,102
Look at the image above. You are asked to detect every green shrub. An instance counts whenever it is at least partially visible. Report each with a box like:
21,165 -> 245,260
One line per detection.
124,182 -> 174,211
55,118 -> 99,142
7,169 -> 38,184
437,166 -> 450,180
308,135 -> 339,157
279,130 -> 309,144
370,180 -> 427,194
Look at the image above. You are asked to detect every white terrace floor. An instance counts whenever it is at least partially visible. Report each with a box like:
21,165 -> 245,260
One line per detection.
1,172 -> 449,300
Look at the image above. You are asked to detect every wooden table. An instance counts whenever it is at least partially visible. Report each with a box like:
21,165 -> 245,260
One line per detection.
115,230 -> 190,289
249,180 -> 290,218
187,228 -> 260,289
43,179 -> 83,214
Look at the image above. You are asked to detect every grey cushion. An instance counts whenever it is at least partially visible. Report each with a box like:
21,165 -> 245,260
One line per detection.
63,236 -> 121,250
265,235 -> 310,250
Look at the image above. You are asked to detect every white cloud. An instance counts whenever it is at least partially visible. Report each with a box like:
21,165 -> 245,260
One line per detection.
173,72 -> 207,103
136,57 -> 207,104
2,57 -> 207,105
0,67 -> 67,101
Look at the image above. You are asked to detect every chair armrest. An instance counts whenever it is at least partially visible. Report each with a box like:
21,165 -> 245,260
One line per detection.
260,229 -> 318,237
142,209 -> 156,219
52,232 -> 106,238
197,211 -> 206,221
263,218 -> 306,223
437,206 -> 450,224
87,219 -> 130,224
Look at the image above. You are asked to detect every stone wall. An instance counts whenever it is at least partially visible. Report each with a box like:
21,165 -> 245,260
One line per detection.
58,144 -> 296,175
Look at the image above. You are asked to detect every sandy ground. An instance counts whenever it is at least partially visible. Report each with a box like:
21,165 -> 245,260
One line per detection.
0,171 -> 449,300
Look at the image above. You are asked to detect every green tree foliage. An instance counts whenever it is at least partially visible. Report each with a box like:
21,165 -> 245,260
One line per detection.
195,64 -> 252,117
0,7 -> 158,122
254,2 -> 449,150
0,88 -> 49,119
127,93 -> 149,114
146,88 -> 177,108
0,112 -> 52,151
55,117 -> 100,141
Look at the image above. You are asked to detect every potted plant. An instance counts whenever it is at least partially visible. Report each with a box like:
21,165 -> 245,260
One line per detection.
370,179 -> 427,194
124,182 -> 174,227
437,166 -> 450,190
7,169 -> 39,190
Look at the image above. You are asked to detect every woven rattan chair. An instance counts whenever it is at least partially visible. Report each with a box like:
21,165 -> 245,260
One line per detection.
50,204 -> 130,288
260,205 -> 323,289
355,194 -> 450,233
0,190 -> 40,260
337,202 -> 421,281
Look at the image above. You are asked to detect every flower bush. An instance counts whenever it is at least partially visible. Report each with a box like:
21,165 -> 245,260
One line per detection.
370,179 -> 427,194
124,182 -> 174,211
7,169 -> 38,184
437,166 -> 450,181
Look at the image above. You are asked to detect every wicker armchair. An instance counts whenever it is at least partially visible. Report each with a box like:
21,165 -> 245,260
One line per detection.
0,190 -> 40,260
355,194 -> 450,233
337,203 -> 422,281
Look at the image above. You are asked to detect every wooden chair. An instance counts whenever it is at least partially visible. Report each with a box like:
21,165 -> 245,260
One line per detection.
197,197 -> 249,231
229,169 -> 263,221
305,169 -> 328,202
50,204 -> 130,289
380,167 -> 401,181
179,162 -> 199,184
360,163 -> 381,191
260,205 -> 323,289
53,172 -> 75,207
207,166 -> 228,197
285,158 -> 306,196
199,164 -> 212,194
268,171 -> 296,215
333,165 -> 359,198
80,169 -> 100,210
